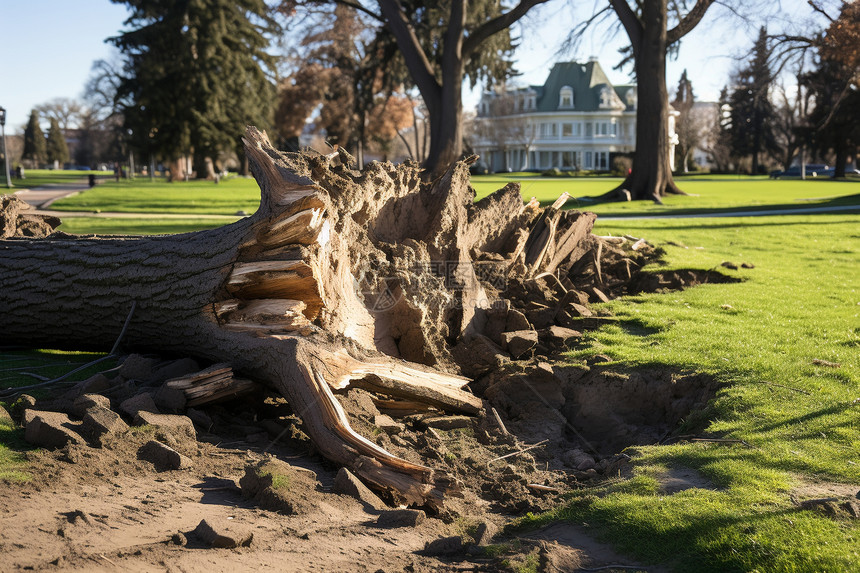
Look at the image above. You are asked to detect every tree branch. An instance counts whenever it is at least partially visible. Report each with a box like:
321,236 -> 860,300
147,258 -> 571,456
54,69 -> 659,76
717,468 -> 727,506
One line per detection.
807,0 -> 835,23
445,0 -> 467,64
462,0 -> 550,58
376,0 -> 440,102
609,0 -> 643,54
667,0 -> 715,44
333,0 -> 384,22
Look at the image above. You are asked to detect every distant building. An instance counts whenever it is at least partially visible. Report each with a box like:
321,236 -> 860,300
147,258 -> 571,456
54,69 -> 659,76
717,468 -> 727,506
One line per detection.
472,59 -> 678,172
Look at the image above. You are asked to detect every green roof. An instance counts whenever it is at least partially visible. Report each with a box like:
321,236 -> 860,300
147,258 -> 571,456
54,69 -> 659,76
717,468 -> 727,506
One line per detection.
534,61 -> 632,112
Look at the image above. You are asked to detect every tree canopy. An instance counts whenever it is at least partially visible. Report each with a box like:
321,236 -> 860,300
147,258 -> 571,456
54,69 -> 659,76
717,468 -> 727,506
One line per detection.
109,0 -> 277,178
283,0 -> 547,175
727,27 -> 778,175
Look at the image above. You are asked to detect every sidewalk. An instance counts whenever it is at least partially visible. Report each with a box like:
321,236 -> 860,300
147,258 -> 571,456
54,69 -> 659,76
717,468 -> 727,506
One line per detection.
13,183 -> 87,209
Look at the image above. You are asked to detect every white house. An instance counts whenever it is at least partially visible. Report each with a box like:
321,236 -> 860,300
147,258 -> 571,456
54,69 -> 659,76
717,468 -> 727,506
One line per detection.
472,59 -> 678,172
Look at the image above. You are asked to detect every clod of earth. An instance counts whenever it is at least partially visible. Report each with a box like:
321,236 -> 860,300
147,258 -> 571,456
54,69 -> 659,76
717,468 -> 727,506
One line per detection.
0,127 -> 727,511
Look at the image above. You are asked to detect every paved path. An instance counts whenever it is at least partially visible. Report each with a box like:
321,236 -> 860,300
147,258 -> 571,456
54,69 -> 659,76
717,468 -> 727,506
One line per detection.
14,184 -> 88,209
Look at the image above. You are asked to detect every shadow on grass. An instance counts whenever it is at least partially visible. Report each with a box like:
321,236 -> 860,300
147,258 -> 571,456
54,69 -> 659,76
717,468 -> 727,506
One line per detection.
629,212 -> 860,232
588,193 -> 860,219
619,318 -> 663,337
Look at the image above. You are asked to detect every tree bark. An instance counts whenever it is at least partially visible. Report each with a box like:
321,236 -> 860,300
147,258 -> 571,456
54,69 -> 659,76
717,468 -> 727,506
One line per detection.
1,126 -> 597,509
608,0 -> 683,202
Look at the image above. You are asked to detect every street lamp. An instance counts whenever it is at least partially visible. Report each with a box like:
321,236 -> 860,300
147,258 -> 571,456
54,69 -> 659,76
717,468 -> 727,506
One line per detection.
0,106 -> 12,189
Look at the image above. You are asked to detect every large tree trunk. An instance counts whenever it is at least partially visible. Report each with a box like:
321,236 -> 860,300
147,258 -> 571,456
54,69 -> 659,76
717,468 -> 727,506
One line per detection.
424,71 -> 464,176
0,127 -> 597,509
607,0 -> 686,203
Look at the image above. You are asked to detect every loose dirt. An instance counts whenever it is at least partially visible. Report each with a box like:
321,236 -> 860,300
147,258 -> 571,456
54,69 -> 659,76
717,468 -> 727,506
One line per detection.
1,356 -> 719,572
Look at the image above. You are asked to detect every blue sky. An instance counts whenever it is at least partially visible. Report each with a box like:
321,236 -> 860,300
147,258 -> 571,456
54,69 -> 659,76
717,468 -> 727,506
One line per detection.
0,0 -> 823,133
0,0 -> 130,130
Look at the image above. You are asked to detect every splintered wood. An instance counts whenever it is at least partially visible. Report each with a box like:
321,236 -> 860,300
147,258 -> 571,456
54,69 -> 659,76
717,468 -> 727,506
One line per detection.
165,364 -> 258,407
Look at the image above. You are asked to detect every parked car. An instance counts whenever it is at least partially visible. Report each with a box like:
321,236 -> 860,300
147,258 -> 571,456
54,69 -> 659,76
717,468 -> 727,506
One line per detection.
818,167 -> 860,178
769,164 -> 828,179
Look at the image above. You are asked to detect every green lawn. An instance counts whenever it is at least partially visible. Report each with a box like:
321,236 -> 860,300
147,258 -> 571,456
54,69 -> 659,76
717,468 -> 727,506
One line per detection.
57,216 -> 236,235
45,171 -> 860,219
2,174 -> 859,570
516,212 -> 859,572
472,173 -> 860,217
50,176 -> 262,215
0,350 -> 119,482
0,169 -> 112,188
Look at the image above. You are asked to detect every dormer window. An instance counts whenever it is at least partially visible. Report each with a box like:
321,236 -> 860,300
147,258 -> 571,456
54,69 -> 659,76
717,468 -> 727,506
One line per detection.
559,86 -> 574,108
600,87 -> 613,108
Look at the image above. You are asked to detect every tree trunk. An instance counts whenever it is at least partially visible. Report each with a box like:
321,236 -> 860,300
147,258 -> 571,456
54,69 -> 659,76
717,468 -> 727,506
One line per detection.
194,153 -> 217,180
167,158 -> 187,182
833,140 -> 847,178
607,0 -> 684,203
0,127 -> 598,509
424,76 -> 464,176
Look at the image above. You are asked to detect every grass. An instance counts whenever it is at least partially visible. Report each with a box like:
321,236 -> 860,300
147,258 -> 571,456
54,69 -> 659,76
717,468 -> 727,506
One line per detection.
514,212 -> 860,571
1,169 -> 112,188
1,173 -> 858,569
257,463 -> 292,491
50,176 -> 262,215
41,171 -> 860,220
0,349 -> 117,483
471,173 -> 860,217
57,216 -> 236,235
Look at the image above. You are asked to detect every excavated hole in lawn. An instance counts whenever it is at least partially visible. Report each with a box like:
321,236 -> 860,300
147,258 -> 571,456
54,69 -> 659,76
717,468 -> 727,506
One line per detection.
628,268 -> 742,294
556,367 -> 721,455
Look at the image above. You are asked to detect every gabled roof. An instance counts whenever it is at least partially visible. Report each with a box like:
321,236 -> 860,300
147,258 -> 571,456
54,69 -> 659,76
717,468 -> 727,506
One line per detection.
535,61 -> 630,112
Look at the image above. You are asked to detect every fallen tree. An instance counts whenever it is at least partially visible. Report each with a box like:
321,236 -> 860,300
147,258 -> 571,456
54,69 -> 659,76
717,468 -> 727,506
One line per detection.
0,127 -> 599,509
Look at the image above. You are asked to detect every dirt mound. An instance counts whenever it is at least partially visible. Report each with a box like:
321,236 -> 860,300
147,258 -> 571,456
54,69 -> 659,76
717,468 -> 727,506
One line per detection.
240,458 -> 321,514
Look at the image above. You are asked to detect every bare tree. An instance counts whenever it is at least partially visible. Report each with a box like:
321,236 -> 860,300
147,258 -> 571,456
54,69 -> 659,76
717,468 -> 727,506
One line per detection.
473,88 -> 537,172
35,98 -> 85,131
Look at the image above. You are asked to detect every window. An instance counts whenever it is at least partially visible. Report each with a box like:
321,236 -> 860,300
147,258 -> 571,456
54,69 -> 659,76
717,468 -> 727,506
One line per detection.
585,123 -> 593,137
595,151 -> 609,170
611,120 -> 618,137
599,122 -> 608,136
585,151 -> 593,169
539,123 -> 549,137
562,151 -> 576,168
527,95 -> 536,110
562,123 -> 573,137
552,151 -> 560,166
559,86 -> 574,108
539,151 -> 550,168
600,87 -> 614,108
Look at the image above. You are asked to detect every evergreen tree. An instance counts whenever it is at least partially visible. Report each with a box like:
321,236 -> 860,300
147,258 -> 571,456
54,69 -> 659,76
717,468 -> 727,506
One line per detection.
109,0 -> 277,179
728,27 -> 778,174
46,118 -> 70,167
22,110 -> 47,167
